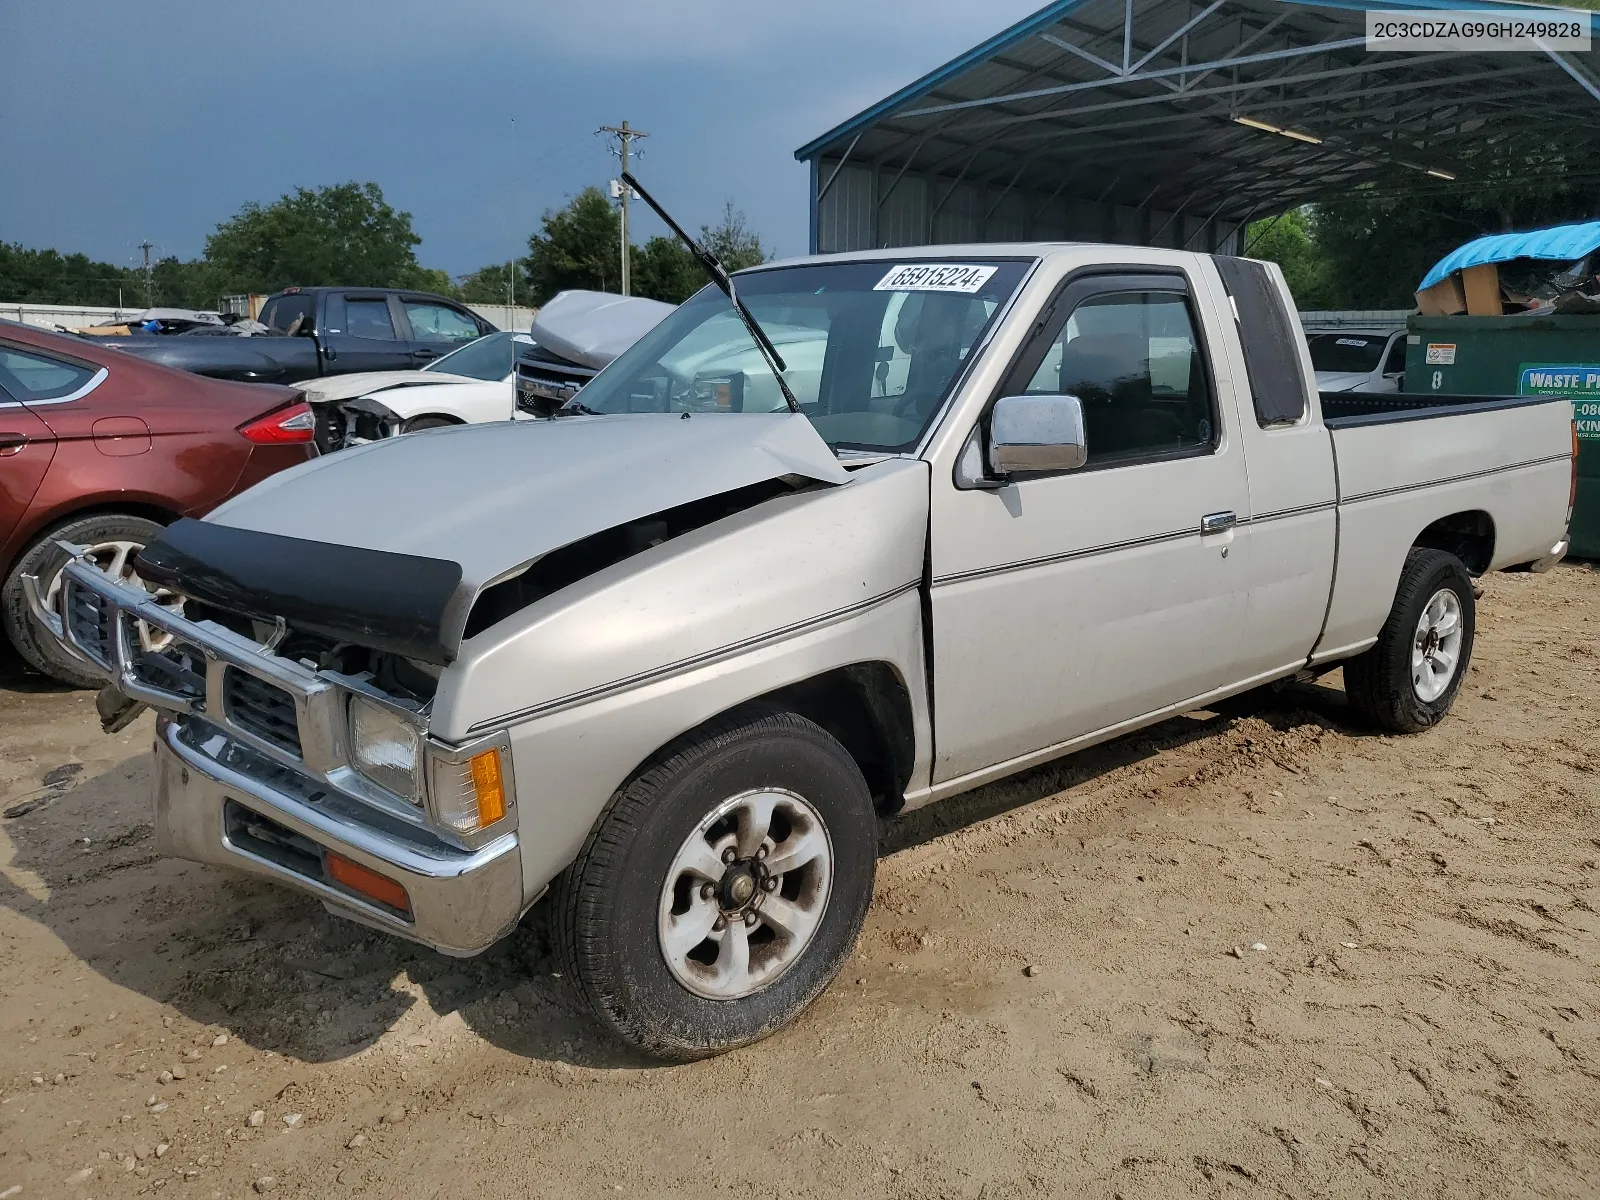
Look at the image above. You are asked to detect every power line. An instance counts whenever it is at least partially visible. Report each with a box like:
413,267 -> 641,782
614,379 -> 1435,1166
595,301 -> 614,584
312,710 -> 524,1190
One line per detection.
598,121 -> 648,296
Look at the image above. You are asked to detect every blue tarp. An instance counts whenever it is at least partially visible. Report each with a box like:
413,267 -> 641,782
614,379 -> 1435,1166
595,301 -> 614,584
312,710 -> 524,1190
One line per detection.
1419,221 -> 1600,291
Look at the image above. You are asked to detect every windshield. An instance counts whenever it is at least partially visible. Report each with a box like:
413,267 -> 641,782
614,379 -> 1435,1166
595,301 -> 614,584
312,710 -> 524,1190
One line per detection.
568,259 -> 1032,452
424,331 -> 522,380
1307,333 -> 1387,374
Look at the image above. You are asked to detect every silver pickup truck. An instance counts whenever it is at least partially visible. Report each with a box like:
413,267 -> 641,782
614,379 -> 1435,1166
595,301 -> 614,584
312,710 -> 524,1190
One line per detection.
29,244 -> 1574,1060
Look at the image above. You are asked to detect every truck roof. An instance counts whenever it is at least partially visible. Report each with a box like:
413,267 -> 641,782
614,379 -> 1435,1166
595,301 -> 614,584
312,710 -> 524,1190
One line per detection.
274,285 -> 460,301
746,242 -> 1254,274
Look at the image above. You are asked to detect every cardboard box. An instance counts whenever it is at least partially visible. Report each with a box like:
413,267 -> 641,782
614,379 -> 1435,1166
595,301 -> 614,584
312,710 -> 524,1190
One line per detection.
1415,273 -> 1467,316
1461,263 -> 1503,316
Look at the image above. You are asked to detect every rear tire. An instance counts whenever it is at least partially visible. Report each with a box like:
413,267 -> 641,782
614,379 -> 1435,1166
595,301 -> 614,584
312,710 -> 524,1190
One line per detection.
556,708 -> 877,1061
1,513 -> 167,688
1344,548 -> 1475,734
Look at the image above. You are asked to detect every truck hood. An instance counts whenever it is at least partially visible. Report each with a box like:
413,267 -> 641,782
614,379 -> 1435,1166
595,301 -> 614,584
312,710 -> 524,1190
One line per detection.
300,370 -> 480,404
155,413 -> 849,662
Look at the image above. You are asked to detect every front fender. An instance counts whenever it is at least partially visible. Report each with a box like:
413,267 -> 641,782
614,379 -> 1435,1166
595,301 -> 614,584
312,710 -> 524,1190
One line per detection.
429,456 -> 933,899
504,587 -> 928,903
434,457 -> 929,739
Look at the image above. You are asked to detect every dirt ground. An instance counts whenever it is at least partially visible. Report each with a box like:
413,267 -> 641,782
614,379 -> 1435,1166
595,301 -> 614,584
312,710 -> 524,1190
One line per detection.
2,566 -> 1598,1199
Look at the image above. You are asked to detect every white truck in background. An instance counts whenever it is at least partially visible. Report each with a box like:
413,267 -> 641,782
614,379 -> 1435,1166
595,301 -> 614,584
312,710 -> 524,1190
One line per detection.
32,242 -> 1574,1061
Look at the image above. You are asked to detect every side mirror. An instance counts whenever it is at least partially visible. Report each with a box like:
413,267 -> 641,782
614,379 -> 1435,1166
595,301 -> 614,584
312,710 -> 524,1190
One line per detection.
988,394 -> 1087,475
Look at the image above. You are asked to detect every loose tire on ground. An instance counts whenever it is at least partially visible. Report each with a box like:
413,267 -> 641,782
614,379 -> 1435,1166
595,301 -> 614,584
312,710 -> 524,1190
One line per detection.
1344,547 -> 1475,734
555,707 -> 877,1061
1,513 -> 168,688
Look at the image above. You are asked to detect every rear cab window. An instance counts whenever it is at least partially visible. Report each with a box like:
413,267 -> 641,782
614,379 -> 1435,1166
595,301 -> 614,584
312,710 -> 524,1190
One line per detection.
259,293 -> 315,336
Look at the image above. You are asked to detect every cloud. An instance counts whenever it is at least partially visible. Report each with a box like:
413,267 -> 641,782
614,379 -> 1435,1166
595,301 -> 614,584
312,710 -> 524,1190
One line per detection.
466,0 -> 1038,60
0,0 -> 1048,272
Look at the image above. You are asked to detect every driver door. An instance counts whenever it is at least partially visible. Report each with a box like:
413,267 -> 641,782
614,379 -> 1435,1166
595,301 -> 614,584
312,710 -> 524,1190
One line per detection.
929,271 -> 1253,785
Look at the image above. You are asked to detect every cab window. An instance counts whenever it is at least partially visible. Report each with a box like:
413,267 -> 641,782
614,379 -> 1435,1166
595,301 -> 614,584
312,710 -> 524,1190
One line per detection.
403,300 -> 480,344
1022,290 -> 1214,466
347,298 -> 397,340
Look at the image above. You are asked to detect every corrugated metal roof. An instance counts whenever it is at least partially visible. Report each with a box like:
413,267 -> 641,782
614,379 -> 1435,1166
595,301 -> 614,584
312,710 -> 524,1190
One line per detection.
797,0 -> 1600,240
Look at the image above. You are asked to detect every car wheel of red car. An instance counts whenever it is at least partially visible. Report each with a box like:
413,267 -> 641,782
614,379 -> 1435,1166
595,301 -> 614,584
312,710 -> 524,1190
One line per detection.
2,513 -> 176,689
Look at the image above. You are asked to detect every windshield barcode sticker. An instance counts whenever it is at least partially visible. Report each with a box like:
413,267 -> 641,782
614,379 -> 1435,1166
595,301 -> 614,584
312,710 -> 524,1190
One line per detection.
875,264 -> 998,294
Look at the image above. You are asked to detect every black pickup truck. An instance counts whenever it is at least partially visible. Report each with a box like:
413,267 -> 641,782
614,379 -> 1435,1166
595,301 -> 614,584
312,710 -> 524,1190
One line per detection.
100,287 -> 499,384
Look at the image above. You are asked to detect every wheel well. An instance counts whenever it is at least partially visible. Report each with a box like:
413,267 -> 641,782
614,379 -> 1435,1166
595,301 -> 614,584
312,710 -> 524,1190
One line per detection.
4,500 -> 179,578
675,663 -> 911,816
1412,510 -> 1495,576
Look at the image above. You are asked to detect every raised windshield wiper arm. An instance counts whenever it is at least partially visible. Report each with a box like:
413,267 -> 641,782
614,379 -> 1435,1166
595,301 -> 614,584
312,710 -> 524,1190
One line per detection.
621,170 -> 801,416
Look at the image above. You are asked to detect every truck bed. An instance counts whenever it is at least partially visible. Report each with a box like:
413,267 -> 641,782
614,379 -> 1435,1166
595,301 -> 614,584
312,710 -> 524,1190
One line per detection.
1315,390 -> 1573,658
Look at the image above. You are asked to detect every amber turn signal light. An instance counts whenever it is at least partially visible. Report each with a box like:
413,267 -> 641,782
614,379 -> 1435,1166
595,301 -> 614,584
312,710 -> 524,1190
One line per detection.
470,749 -> 507,827
326,852 -> 411,914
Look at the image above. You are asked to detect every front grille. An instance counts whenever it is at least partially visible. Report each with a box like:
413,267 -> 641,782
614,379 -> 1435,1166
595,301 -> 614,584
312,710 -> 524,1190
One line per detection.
515,357 -> 598,417
224,669 -> 302,756
128,632 -> 207,705
66,584 -> 113,668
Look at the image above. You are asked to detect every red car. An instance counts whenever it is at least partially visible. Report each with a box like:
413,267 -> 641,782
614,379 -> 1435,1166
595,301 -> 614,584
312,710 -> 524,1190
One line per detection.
0,319 -> 316,686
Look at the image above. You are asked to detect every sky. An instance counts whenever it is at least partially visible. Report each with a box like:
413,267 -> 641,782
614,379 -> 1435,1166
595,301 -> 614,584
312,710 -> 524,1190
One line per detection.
0,0 -> 1047,280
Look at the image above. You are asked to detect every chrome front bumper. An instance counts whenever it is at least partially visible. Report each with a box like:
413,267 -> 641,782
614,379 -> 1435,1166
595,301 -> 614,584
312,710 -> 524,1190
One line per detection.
154,715 -> 526,955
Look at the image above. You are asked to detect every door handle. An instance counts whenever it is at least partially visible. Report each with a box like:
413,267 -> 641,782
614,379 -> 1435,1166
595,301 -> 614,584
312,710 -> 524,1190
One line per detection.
411,348 -> 439,360
1200,510 -> 1237,534
0,432 -> 27,455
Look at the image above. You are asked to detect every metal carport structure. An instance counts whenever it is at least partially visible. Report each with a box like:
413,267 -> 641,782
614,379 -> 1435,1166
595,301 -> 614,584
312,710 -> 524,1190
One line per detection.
796,0 -> 1600,255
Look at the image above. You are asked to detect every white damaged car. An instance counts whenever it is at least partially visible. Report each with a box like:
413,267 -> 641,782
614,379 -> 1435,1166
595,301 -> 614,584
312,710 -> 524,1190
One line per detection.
302,331 -> 529,450
310,294 -> 676,448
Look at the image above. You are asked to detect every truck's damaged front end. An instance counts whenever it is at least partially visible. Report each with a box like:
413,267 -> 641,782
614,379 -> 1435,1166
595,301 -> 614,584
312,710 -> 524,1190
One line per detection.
26,524 -> 526,956
23,410 -> 867,958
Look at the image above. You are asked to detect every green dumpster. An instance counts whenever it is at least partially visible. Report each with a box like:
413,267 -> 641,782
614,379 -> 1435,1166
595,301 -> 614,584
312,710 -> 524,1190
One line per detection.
1405,314 -> 1596,557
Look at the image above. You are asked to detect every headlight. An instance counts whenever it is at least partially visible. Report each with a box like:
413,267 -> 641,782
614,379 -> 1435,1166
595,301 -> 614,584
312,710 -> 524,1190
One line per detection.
348,695 -> 422,804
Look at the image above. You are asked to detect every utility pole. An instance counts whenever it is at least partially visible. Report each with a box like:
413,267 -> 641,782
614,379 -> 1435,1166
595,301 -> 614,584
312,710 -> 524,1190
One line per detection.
598,121 -> 647,295
138,240 -> 154,306
509,118 -> 517,319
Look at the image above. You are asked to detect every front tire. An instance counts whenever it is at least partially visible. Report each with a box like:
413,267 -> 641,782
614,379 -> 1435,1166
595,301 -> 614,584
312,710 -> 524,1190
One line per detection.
556,708 -> 877,1061
1344,548 -> 1475,733
1,513 -> 171,688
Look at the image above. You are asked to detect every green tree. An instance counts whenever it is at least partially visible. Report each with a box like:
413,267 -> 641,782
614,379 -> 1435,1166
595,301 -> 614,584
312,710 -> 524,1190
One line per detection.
0,243 -> 141,306
1310,168 -> 1597,308
457,261 -> 521,304
631,236 -> 701,304
522,190 -> 771,306
522,187 -> 620,303
701,201 -> 767,271
631,202 -> 770,304
204,181 -> 425,294
1244,208 -> 1331,309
